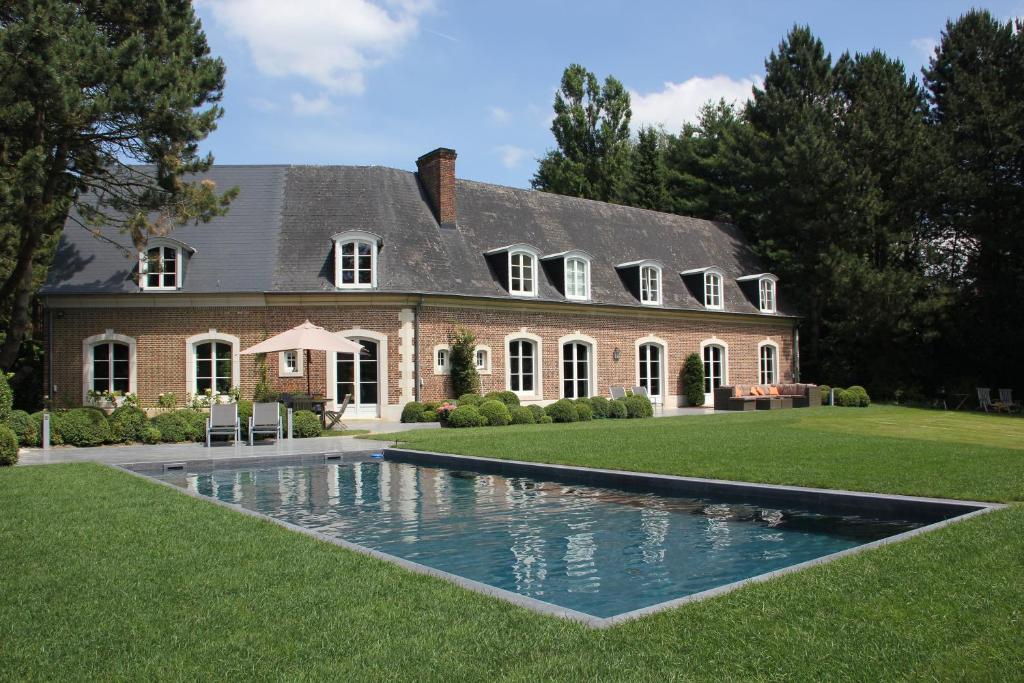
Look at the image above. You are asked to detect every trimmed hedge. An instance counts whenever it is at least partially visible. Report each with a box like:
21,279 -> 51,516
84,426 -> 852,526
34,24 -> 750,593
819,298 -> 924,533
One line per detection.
545,399 -> 578,423
588,396 -> 610,419
141,426 -> 162,444
151,409 -> 206,443
848,385 -> 871,407
52,408 -> 112,447
834,388 -> 855,407
539,415 -> 553,424
483,391 -> 520,408
509,406 -> 535,425
457,393 -> 483,407
575,402 -> 594,421
478,400 -> 511,426
109,406 -> 149,443
623,395 -> 654,419
6,410 -> 37,447
292,410 -> 322,438
527,404 -> 545,422
607,399 -> 628,419
447,405 -> 486,428
0,424 -> 18,466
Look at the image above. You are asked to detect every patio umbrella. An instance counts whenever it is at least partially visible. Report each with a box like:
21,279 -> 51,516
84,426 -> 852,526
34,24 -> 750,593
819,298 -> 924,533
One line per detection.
240,320 -> 365,396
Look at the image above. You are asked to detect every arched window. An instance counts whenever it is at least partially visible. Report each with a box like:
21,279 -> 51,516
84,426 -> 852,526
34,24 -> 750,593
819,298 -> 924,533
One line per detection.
759,277 -> 776,313
507,338 -> 537,395
91,341 -> 130,393
640,265 -> 661,305
141,245 -> 181,290
704,271 -> 723,309
561,341 -> 592,398
564,256 -> 590,300
509,250 -> 537,296
759,343 -> 778,385
474,346 -> 491,374
636,337 -> 666,402
702,343 -> 727,395
332,231 -> 381,289
194,341 -> 233,394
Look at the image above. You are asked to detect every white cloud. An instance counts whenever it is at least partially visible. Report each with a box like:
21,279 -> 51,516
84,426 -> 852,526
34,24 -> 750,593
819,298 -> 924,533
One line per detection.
630,75 -> 759,131
911,37 -> 937,61
494,145 -> 531,169
201,0 -> 433,95
487,106 -> 511,125
290,92 -> 333,115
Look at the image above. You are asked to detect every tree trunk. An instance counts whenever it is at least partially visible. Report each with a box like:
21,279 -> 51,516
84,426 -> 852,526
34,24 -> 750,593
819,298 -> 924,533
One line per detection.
0,228 -> 41,371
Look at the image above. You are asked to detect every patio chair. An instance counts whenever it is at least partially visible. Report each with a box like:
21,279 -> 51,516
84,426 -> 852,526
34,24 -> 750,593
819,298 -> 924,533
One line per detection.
324,393 -> 351,431
206,403 -> 240,447
609,386 -> 627,399
249,402 -> 282,446
976,388 -> 1006,413
631,385 -> 662,413
998,388 -> 1021,413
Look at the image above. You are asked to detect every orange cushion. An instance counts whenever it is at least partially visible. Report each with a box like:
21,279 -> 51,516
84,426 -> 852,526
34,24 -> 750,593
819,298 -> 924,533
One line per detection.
733,386 -> 741,398
768,386 -> 780,396
750,387 -> 759,396
752,386 -> 764,396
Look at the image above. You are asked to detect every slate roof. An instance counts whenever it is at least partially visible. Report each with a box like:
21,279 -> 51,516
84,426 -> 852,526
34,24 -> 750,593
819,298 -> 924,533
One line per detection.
43,164 -> 793,317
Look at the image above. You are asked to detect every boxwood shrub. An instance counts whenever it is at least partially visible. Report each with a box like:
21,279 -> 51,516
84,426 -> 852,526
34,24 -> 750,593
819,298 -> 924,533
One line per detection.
509,406 -> 535,425
545,399 -> 578,423
588,396 -> 610,419
141,425 -> 162,444
53,408 -> 112,446
447,405 -> 486,428
420,401 -> 444,422
478,400 -> 510,426
607,398 -> 628,419
401,401 -> 424,423
291,410 -> 322,438
484,391 -> 520,408
109,406 -> 149,443
457,393 -> 483,407
526,404 -> 545,422
623,394 -> 654,419
0,424 -> 18,466
575,401 -> 594,421
6,409 -> 37,446
539,415 -> 553,424
847,385 -> 871,407
235,400 -> 253,438
151,409 -> 206,443
834,388 -> 856,407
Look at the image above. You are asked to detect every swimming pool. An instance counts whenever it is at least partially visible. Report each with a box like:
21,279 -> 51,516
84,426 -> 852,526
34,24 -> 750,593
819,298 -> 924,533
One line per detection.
132,450 -> 992,626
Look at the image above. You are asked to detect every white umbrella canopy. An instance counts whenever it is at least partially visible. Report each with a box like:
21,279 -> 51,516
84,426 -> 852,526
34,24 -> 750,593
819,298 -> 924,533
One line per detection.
240,320 -> 365,396
240,320 -> 365,356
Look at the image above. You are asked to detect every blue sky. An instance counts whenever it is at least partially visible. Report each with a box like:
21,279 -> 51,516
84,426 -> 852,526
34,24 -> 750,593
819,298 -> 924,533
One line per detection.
194,1 -> 1022,188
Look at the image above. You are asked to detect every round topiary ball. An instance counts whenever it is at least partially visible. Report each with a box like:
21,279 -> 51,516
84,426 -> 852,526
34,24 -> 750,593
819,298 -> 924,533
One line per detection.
478,399 -> 511,426
109,406 -> 149,443
623,395 -> 654,418
401,401 -> 424,423
527,404 -> 545,422
509,406 -> 535,425
545,399 -> 578,423
0,424 -> 18,466
588,396 -> 610,418
291,410 -> 322,438
607,399 -> 628,419
447,405 -> 486,428
6,409 -> 37,446
141,425 -> 162,444
456,393 -> 483,407
575,402 -> 593,421
539,415 -> 553,424
484,391 -> 520,408
847,385 -> 871,407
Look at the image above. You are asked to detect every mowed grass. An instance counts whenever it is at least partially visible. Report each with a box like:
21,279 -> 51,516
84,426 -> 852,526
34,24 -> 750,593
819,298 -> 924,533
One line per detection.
2,406 -> 1023,680
370,406 -> 1024,502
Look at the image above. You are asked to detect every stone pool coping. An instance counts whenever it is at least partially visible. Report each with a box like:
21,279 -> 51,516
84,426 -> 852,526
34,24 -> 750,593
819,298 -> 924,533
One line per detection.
115,448 -> 1004,629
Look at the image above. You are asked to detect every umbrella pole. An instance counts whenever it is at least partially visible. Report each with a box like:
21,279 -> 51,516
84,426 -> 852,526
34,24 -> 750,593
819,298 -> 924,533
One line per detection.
305,348 -> 312,396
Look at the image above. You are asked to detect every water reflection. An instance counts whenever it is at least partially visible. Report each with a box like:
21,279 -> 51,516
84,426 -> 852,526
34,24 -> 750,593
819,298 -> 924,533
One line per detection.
158,460 -> 924,618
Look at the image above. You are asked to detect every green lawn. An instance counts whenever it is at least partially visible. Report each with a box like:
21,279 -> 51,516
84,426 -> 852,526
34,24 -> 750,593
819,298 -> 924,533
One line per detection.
369,405 -> 1024,502
2,406 -> 1022,680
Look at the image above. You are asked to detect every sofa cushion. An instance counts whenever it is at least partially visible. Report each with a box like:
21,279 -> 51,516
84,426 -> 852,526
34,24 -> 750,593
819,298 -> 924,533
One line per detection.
769,386 -> 780,396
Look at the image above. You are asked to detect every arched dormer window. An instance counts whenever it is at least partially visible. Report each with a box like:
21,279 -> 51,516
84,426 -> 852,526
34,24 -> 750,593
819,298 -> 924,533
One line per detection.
541,250 -> 592,301
486,244 -> 540,298
640,264 -> 661,305
758,276 -> 777,313
138,238 -> 194,291
703,270 -> 724,310
331,231 -> 382,289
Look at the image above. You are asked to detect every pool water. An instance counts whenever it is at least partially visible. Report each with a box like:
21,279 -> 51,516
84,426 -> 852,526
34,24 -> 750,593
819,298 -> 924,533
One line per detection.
155,459 -> 927,619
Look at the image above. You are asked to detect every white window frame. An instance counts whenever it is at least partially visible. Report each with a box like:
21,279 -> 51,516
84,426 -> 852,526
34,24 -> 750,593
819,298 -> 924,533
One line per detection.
278,350 -> 304,378
558,333 -> 597,399
758,340 -> 779,385
81,330 -> 137,403
699,338 -> 729,398
324,328 -> 389,414
331,230 -> 381,290
433,344 -> 451,375
634,335 -> 668,404
474,345 -> 492,375
185,330 -> 240,396
504,331 -> 543,399
139,243 -> 183,291
758,277 -> 777,313
704,270 -> 724,310
563,254 -> 591,301
640,264 -> 662,306
508,249 -> 539,297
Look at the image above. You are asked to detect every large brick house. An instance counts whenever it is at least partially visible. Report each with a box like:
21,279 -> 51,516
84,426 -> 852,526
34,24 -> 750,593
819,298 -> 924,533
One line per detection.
41,148 -> 797,419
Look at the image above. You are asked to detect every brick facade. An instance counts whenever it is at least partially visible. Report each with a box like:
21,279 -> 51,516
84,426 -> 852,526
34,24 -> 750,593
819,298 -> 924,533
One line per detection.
47,298 -> 794,418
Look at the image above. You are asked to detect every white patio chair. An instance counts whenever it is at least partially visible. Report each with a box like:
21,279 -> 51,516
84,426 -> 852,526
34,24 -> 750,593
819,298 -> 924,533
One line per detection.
206,403 -> 240,447
998,388 -> 1020,413
249,402 -> 282,445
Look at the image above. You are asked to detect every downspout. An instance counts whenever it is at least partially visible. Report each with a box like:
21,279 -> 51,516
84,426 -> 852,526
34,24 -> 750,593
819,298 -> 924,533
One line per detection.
793,326 -> 801,383
45,303 -> 53,408
413,296 -> 423,402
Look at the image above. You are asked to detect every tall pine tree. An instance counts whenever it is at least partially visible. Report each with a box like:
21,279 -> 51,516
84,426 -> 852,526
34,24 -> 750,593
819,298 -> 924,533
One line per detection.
626,126 -> 668,211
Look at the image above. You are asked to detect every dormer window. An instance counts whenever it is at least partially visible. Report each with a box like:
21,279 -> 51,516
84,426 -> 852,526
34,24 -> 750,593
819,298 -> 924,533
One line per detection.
331,231 -> 381,289
138,238 -> 193,291
704,271 -> 723,309
486,244 -> 541,298
759,277 -> 776,313
564,256 -> 589,300
640,265 -> 661,305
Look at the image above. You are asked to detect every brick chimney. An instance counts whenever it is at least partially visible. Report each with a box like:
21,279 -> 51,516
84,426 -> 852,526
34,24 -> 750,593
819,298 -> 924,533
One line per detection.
416,147 -> 457,228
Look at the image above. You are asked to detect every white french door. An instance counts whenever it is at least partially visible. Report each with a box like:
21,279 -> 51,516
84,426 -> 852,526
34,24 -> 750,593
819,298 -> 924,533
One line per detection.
703,344 -> 725,406
638,343 -> 663,404
336,338 -> 379,418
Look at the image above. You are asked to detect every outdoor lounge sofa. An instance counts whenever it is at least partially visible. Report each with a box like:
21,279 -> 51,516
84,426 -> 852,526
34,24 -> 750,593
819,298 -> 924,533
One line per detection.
713,384 -> 821,411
